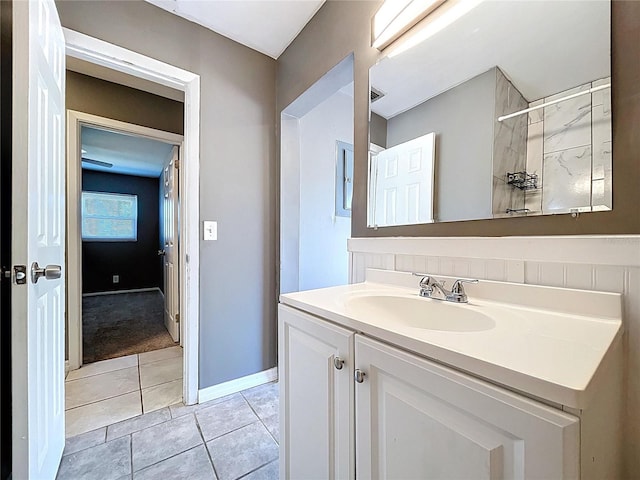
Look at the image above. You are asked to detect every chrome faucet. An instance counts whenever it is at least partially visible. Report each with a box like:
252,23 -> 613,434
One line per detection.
413,274 -> 478,303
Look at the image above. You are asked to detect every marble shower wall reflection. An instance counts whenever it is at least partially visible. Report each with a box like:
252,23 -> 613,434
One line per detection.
523,77 -> 612,215
492,68 -> 528,217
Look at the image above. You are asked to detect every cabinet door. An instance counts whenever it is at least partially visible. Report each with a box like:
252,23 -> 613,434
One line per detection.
278,305 -> 355,480
355,335 -> 579,480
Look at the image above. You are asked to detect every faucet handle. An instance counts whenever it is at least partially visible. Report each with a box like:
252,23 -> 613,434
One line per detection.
413,273 -> 435,297
451,278 -> 478,294
412,272 -> 431,286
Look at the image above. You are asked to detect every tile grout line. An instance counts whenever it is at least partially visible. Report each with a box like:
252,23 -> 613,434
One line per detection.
132,443 -> 205,476
65,362 -> 136,382
105,409 -> 173,443
137,354 -> 144,414
194,412 -> 221,480
138,352 -> 183,368
65,407 -> 174,458
205,419 -> 263,444
61,427 -> 109,458
68,346 -> 181,382
140,375 -> 184,393
235,460 -> 278,480
240,390 -> 279,446
127,412 -> 205,475
65,364 -> 139,386
221,396 -> 277,480
65,387 -> 141,413
129,434 -> 133,478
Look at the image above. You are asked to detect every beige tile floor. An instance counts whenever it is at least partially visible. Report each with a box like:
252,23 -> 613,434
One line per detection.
65,346 -> 183,438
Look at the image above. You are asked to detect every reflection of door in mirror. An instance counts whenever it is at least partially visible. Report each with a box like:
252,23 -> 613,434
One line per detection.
369,133 -> 435,227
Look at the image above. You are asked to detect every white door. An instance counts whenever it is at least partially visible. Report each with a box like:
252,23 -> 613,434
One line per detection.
11,0 -> 66,478
278,305 -> 354,480
162,146 -> 179,342
372,132 -> 436,226
355,335 -> 580,479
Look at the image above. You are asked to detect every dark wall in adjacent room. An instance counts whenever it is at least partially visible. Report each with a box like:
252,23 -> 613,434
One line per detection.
82,170 -> 161,293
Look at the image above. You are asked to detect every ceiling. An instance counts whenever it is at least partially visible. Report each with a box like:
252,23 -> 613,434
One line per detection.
81,127 -> 176,178
371,0 -> 610,119
145,0 -> 326,59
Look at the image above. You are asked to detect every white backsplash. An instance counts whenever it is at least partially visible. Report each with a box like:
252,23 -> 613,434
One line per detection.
348,235 -> 640,475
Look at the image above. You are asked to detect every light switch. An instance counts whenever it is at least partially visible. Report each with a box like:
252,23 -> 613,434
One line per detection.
204,221 -> 217,241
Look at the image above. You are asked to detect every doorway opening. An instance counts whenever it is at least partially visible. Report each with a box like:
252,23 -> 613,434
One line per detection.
66,116 -> 185,435
80,125 -> 182,362
280,54 -> 354,294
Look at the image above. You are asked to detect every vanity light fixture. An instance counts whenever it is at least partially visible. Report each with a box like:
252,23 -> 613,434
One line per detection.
372,0 -> 446,50
373,0 -> 483,58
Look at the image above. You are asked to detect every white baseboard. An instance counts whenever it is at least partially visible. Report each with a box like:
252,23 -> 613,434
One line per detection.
198,367 -> 278,404
82,287 -> 161,297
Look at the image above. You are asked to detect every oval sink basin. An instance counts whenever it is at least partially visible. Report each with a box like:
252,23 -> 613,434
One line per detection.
345,295 -> 495,332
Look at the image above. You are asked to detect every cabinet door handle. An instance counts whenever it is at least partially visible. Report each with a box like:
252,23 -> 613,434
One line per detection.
354,369 -> 366,383
334,357 -> 344,370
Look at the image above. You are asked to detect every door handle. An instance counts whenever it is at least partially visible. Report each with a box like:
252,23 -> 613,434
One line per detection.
354,369 -> 366,383
31,262 -> 62,284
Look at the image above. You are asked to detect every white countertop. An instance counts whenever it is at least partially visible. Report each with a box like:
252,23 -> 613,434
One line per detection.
280,270 -> 623,409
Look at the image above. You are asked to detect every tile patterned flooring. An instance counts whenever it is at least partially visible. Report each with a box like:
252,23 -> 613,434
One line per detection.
65,346 -> 184,438
58,381 -> 279,480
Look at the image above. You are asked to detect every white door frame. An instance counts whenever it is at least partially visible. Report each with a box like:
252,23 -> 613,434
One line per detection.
64,28 -> 200,405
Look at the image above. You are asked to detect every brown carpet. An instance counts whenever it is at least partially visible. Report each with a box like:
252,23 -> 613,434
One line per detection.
82,290 -> 178,364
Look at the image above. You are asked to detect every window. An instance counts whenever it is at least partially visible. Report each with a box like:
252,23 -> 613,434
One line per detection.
81,191 -> 138,241
335,141 -> 354,217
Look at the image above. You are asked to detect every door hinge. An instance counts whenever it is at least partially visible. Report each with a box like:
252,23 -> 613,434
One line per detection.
174,160 -> 180,170
175,313 -> 180,323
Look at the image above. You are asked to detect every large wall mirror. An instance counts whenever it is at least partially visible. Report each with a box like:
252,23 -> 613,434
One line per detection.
368,0 -> 611,227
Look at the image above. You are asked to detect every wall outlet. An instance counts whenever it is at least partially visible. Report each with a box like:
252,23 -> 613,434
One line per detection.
112,275 -> 119,284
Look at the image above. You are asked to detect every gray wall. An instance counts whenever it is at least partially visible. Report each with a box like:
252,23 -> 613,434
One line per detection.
385,68 -> 496,222
67,71 -> 184,135
369,112 -> 387,148
57,0 -> 277,388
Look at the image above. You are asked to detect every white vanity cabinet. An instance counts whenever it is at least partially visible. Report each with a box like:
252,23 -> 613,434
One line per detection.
355,335 -> 579,479
279,304 -> 580,479
278,305 -> 355,480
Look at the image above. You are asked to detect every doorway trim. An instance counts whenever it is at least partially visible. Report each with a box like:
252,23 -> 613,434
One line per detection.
64,29 -> 201,405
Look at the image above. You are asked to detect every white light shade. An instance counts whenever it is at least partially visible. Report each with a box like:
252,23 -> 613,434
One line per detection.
372,0 -> 446,50
386,0 -> 483,57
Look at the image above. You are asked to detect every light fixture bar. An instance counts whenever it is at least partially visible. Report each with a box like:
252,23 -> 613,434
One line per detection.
387,0 -> 483,58
497,83 -> 611,122
372,0 -> 446,51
